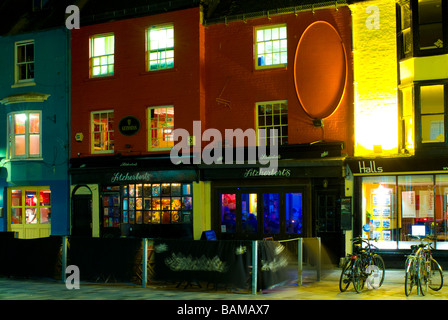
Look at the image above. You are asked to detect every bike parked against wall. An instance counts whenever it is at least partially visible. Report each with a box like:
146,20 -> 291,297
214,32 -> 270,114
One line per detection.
339,237 -> 385,293
404,235 -> 443,296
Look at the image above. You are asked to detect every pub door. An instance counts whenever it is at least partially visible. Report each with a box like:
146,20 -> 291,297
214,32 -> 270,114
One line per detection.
72,194 -> 92,237
315,188 -> 342,265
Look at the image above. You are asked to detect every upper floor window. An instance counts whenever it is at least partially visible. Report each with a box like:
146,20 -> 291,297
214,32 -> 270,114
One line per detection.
419,84 -> 446,144
146,25 -> 174,71
15,40 -> 35,83
7,111 -> 41,159
255,24 -> 287,69
91,110 -> 114,153
256,101 -> 288,146
90,34 -> 114,77
398,0 -> 447,59
148,106 -> 174,150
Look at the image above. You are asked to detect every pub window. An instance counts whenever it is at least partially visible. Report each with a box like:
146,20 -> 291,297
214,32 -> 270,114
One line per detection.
418,84 -> 446,144
255,24 -> 287,69
146,24 -> 174,71
15,40 -> 35,83
91,110 -> 114,153
256,101 -> 288,146
148,106 -> 174,150
7,111 -> 41,159
90,34 -> 114,77
9,187 -> 51,225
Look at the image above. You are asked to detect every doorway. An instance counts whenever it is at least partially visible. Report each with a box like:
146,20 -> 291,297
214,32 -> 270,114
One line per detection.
71,186 -> 92,237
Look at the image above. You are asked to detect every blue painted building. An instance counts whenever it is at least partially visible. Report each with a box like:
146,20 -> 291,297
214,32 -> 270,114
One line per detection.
0,0 -> 70,238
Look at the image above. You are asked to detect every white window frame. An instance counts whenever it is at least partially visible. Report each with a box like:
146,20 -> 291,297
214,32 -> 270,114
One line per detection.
256,100 -> 288,146
15,40 -> 35,84
7,111 -> 42,160
254,24 -> 287,70
90,34 -> 115,78
146,24 -> 174,71
147,106 -> 174,151
91,110 -> 114,154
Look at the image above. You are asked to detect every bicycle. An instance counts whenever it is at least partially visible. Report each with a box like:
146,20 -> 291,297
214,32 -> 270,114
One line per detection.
404,235 -> 443,296
339,237 -> 385,293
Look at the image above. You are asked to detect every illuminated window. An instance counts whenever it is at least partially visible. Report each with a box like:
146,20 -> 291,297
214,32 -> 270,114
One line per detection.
148,106 -> 174,150
91,110 -> 114,153
256,101 -> 288,146
15,40 -> 34,83
7,111 -> 41,159
90,34 -> 114,77
399,86 -> 415,152
255,24 -> 287,69
9,187 -> 51,225
418,84 -> 446,144
147,25 -> 174,71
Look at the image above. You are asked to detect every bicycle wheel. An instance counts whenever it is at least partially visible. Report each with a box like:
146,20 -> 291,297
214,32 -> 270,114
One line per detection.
405,256 -> 416,296
372,254 -> 385,288
418,258 -> 429,296
429,258 -> 443,291
352,258 -> 365,293
339,258 -> 353,292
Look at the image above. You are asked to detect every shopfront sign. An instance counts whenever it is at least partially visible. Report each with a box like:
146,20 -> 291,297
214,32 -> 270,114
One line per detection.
348,157 -> 448,175
358,160 -> 383,174
243,168 -> 291,178
118,116 -> 140,136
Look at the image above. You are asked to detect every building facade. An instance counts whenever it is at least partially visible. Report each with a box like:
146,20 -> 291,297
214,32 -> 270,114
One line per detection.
348,0 -> 448,264
0,0 -> 71,239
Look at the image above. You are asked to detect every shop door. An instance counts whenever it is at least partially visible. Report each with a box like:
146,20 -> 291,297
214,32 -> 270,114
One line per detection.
72,194 -> 92,237
315,190 -> 341,264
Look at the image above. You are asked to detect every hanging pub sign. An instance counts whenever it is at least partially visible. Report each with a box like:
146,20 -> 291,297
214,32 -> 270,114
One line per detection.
118,116 -> 140,136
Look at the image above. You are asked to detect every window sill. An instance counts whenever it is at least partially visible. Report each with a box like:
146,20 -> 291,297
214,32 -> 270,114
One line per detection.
254,65 -> 288,72
11,81 -> 36,88
139,68 -> 178,76
85,74 -> 116,82
6,157 -> 43,162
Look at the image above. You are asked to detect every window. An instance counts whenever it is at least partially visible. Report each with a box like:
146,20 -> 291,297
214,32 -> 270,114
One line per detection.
256,101 -> 288,146
418,0 -> 443,51
102,183 -> 192,228
15,40 -> 34,83
399,86 -> 415,152
361,174 -> 448,250
419,84 -> 445,143
10,187 -> 51,225
90,34 -> 114,77
148,106 -> 174,150
7,111 -> 41,159
147,25 -> 174,71
255,24 -> 287,69
91,110 -> 114,153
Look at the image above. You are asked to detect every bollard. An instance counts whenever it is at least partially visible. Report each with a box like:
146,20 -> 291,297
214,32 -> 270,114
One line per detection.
297,238 -> 303,286
252,241 -> 258,295
62,236 -> 68,283
142,238 -> 148,288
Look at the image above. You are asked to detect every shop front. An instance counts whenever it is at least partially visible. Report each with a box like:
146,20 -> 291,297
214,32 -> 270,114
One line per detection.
70,156 -> 199,239
347,156 -> 448,267
200,144 -> 349,264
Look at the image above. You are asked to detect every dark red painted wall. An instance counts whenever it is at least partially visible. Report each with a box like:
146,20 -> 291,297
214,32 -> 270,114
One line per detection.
204,7 -> 354,155
70,7 -> 204,158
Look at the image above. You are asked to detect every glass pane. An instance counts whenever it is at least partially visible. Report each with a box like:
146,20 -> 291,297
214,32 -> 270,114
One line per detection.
435,175 -> 448,246
29,134 -> 40,155
25,190 -> 37,206
421,85 -> 444,114
14,135 -> 25,156
286,193 -> 302,234
421,114 -> 444,143
242,193 -> 257,233
11,208 -> 22,224
29,113 -> 40,133
263,193 -> 280,234
39,189 -> 51,206
14,114 -> 26,134
25,208 -> 37,224
40,207 -> 51,224
221,194 -> 236,233
11,190 -> 22,206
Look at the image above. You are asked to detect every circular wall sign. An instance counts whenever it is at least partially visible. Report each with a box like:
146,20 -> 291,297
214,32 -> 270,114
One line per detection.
118,116 -> 141,136
294,21 -> 348,120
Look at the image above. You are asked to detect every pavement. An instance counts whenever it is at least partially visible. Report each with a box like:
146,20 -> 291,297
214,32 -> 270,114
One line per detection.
0,267 -> 447,301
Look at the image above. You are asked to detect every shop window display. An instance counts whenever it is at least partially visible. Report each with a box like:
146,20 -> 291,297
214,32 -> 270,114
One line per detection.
361,175 -> 448,249
102,182 -> 192,228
